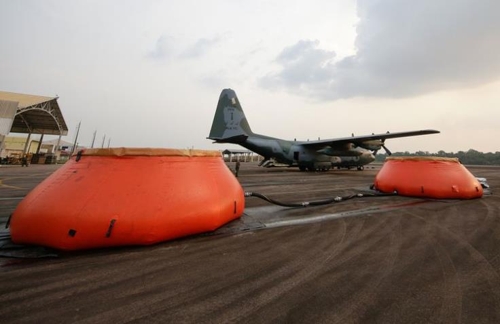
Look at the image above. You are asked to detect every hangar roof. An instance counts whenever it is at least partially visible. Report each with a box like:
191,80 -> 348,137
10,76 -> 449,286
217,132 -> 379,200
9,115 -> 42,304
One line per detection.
222,149 -> 254,155
0,91 -> 68,136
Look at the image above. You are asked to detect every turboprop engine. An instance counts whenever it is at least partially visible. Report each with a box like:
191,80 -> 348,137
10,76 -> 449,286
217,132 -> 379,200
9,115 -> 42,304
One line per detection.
317,147 -> 363,157
357,139 -> 392,155
317,143 -> 366,157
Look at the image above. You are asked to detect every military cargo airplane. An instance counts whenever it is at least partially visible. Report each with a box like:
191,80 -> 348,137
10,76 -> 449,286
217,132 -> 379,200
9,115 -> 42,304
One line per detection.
208,89 -> 439,171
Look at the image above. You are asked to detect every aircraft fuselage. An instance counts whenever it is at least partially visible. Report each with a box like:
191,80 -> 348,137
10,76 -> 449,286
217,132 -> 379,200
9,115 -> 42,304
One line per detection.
241,134 -> 373,170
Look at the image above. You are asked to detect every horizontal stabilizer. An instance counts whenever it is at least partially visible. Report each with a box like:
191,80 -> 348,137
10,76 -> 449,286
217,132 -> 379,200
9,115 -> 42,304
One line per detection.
207,134 -> 248,144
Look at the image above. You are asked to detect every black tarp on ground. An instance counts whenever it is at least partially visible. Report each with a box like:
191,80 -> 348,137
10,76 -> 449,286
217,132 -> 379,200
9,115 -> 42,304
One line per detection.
0,229 -> 58,258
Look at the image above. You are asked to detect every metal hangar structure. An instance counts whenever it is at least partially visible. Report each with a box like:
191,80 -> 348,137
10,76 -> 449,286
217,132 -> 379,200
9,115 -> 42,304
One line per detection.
0,90 -> 68,157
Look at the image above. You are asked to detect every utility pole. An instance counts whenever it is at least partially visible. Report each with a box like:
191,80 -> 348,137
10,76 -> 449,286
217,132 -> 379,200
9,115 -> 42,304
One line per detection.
107,138 -> 111,148
91,130 -> 97,148
101,134 -> 106,148
71,121 -> 81,156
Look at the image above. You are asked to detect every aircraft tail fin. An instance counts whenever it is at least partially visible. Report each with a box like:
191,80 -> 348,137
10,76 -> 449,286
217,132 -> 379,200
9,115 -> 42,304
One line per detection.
208,89 -> 253,143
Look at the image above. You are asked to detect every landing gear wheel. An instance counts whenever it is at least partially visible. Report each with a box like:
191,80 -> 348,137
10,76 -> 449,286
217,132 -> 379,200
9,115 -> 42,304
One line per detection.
357,166 -> 364,171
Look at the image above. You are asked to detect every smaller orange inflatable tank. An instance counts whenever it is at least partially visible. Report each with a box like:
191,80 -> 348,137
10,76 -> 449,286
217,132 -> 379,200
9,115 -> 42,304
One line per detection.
374,156 -> 483,199
10,148 -> 244,250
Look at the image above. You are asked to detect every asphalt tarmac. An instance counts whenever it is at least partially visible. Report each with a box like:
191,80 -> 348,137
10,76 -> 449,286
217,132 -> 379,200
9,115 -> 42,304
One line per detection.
0,162 -> 499,323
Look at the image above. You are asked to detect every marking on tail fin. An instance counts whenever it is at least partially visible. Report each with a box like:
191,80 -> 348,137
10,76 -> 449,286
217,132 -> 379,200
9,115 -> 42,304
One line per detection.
223,106 -> 246,136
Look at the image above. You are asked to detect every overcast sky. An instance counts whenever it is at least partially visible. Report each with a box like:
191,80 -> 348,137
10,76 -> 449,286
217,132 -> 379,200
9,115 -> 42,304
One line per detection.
1,0 -> 499,153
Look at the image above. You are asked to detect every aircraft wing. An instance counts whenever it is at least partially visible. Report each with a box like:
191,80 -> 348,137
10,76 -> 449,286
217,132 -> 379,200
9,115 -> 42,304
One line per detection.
300,129 -> 440,149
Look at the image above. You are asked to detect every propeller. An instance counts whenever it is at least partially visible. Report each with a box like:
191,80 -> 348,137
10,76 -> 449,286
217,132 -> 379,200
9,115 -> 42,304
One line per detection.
372,139 -> 391,156
381,139 -> 392,155
382,145 -> 392,156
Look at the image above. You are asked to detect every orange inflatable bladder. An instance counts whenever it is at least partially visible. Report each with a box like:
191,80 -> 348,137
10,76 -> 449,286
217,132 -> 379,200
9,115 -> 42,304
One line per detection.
10,148 -> 244,251
374,156 -> 483,199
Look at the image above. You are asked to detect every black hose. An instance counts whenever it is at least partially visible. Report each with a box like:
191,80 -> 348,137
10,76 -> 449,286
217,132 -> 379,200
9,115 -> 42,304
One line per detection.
244,191 -> 397,208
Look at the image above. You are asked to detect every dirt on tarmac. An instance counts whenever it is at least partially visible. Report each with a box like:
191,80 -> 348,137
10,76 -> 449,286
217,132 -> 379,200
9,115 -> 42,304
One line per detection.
0,162 -> 499,323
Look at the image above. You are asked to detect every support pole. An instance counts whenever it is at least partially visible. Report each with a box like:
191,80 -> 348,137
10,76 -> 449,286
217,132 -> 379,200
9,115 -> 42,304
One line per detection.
22,133 -> 32,156
55,134 -> 62,162
36,133 -> 44,155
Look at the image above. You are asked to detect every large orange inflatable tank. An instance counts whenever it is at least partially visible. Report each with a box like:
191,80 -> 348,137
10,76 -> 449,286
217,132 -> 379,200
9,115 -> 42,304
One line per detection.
374,156 -> 483,199
10,148 -> 244,250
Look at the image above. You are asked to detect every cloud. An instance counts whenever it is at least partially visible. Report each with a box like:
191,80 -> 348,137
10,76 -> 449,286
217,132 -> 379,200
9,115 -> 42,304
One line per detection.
180,37 -> 221,59
260,0 -> 500,100
147,35 -> 175,60
147,35 -> 221,62
259,40 -> 336,95
199,73 -> 227,89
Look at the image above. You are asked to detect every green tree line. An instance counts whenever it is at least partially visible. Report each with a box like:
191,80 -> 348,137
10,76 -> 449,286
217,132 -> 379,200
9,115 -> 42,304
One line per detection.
375,149 -> 500,165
